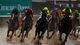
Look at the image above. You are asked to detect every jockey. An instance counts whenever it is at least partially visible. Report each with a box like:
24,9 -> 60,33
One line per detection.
36,8 -> 48,27
23,7 -> 33,20
43,7 -> 50,16
10,7 -> 19,26
41,8 -> 48,18
39,7 -> 50,20
11,7 -> 19,19
62,4 -> 72,17
74,10 -> 79,20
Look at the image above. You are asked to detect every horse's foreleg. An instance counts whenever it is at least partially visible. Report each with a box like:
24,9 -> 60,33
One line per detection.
21,31 -> 24,41
18,31 -> 21,37
40,30 -> 46,39
64,34 -> 68,42
47,30 -> 49,39
77,30 -> 80,38
7,30 -> 10,37
24,30 -> 29,38
34,28 -> 38,39
59,32 -> 62,41
73,29 -> 76,37
49,31 -> 54,39
38,30 -> 40,39
14,31 -> 17,36
10,31 -> 15,39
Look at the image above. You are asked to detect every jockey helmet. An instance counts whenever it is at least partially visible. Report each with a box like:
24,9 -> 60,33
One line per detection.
12,7 -> 19,14
43,7 -> 49,11
25,7 -> 32,12
65,4 -> 70,10
74,10 -> 79,14
74,10 -> 79,18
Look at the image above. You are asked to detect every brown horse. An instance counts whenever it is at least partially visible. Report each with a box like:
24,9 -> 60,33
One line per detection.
47,9 -> 61,39
7,14 -> 19,39
18,15 -> 33,41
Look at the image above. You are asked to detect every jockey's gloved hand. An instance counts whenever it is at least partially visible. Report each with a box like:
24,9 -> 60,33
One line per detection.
23,16 -> 26,21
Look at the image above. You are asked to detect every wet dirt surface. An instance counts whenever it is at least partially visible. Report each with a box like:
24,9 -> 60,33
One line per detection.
0,15 -> 80,45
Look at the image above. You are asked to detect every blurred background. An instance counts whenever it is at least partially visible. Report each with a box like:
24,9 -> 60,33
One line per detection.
0,0 -> 79,25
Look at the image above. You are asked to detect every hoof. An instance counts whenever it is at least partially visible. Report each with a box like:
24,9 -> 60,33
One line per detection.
18,35 -> 20,38
33,37 -> 36,40
14,34 -> 16,36
7,35 -> 9,37
61,41 -> 65,45
59,38 -> 62,41
20,39 -> 24,42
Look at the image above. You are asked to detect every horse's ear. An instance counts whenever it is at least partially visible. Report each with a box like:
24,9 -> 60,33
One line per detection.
50,10 -> 53,13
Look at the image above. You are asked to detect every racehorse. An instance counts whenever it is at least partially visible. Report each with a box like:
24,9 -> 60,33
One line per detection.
34,12 -> 48,40
58,14 -> 72,43
47,9 -> 60,39
18,14 -> 33,41
7,13 -> 19,39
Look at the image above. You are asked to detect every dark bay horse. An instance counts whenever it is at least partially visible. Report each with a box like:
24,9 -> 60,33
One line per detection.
47,10 -> 60,39
35,13 -> 48,40
58,14 -> 72,43
7,13 -> 19,39
18,15 -> 33,41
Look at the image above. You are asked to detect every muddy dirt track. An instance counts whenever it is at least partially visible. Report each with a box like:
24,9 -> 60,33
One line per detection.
0,15 -> 80,45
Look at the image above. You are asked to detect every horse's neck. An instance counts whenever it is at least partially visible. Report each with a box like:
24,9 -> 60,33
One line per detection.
63,17 -> 72,22
52,15 -> 57,20
11,14 -> 18,18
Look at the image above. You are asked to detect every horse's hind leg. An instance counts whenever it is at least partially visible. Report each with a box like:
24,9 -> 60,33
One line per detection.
18,28 -> 23,38
21,31 -> 24,42
24,28 -> 31,38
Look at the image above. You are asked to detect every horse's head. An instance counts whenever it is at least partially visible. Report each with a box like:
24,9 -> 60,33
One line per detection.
50,10 -> 59,18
